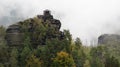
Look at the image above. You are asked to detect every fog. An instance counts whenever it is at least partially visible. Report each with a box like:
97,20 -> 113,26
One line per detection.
1,0 -> 120,45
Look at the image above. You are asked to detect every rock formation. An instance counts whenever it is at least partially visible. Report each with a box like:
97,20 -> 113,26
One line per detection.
37,10 -> 61,30
6,10 -> 64,47
98,34 -> 120,61
98,34 -> 120,45
6,24 -> 23,46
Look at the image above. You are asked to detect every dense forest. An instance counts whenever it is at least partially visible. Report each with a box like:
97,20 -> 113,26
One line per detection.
0,10 -> 120,67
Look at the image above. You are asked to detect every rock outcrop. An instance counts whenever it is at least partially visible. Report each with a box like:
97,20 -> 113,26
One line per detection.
6,10 -> 64,47
6,24 -> 24,46
98,34 -> 120,45
37,10 -> 61,30
98,34 -> 120,62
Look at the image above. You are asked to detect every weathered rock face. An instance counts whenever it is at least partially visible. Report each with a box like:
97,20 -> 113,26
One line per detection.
98,34 -> 120,45
6,10 -> 64,47
6,24 -> 24,46
37,10 -> 61,30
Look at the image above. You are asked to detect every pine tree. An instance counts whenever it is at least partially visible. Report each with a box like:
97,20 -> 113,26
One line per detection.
20,37 -> 31,66
72,38 -> 86,67
90,46 -> 106,67
9,48 -> 19,67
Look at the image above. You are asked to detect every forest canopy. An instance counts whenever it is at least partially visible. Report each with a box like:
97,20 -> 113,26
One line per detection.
0,10 -> 120,67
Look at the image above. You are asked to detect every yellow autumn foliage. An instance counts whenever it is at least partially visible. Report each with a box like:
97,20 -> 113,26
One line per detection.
52,51 -> 76,67
26,55 -> 43,67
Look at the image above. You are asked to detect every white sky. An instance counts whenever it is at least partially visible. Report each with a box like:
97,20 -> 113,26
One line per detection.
1,0 -> 120,45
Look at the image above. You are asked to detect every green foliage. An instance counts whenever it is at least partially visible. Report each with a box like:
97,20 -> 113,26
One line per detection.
75,38 -> 82,48
0,43 -> 8,63
0,26 -> 6,38
0,14 -> 120,67
99,34 -> 120,62
0,26 -> 9,66
105,56 -> 120,67
26,54 -> 42,67
83,60 -> 91,67
0,25 -> 6,47
20,37 -> 32,67
71,38 -> 86,67
63,30 -> 72,44
103,41 -> 120,62
36,45 -> 50,67
62,30 -> 72,53
52,51 -> 75,67
9,48 -> 19,67
36,36 -> 72,66
0,63 -> 4,67
0,23 -> 120,67
90,46 -> 106,67
23,36 -> 32,50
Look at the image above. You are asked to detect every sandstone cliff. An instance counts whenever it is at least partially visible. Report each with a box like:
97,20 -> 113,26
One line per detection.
5,10 -> 64,48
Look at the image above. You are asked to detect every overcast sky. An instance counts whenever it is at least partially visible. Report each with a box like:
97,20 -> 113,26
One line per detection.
1,0 -> 120,45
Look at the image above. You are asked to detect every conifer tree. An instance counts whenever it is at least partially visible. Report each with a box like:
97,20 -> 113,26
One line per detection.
20,37 -> 31,66
9,48 -> 19,67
